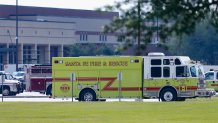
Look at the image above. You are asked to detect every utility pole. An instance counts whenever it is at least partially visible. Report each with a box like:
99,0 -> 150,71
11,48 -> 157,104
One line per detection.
156,1 -> 159,43
15,0 -> 19,71
137,0 -> 141,55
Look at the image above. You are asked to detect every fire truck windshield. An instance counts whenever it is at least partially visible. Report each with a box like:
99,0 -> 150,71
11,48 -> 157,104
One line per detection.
197,65 -> 205,79
190,66 -> 197,77
189,65 -> 205,78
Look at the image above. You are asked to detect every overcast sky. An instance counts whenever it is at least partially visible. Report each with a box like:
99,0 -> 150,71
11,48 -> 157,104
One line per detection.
0,0 -> 116,10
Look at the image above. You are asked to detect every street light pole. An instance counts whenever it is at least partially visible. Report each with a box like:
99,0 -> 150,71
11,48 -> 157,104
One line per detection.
15,0 -> 19,71
137,0 -> 141,55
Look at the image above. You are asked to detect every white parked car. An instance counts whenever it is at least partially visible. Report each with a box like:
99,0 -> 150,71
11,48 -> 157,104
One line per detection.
13,71 -> 25,81
13,71 -> 25,91
0,71 -> 22,96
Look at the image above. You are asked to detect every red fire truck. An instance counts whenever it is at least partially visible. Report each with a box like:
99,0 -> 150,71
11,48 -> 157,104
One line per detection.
24,65 -> 52,95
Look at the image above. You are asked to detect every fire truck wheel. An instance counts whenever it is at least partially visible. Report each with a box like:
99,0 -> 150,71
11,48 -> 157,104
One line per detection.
160,88 -> 177,102
80,89 -> 96,101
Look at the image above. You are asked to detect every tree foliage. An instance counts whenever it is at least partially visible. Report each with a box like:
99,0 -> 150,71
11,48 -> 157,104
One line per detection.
167,20 -> 218,65
99,0 -> 218,54
67,43 -> 118,57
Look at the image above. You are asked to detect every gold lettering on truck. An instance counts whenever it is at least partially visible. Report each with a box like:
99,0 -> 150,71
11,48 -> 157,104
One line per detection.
65,62 -> 81,66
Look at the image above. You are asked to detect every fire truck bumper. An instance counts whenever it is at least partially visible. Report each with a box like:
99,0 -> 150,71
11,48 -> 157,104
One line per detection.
195,88 -> 216,97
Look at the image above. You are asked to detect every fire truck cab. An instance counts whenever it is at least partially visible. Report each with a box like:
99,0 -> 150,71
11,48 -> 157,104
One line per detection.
205,70 -> 218,92
143,53 -> 215,100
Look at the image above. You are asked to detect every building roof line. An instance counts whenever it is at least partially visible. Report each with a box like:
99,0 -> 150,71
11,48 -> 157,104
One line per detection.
0,18 -> 76,24
0,5 -> 119,20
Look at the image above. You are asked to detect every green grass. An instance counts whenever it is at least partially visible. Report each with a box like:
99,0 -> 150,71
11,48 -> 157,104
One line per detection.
0,98 -> 218,123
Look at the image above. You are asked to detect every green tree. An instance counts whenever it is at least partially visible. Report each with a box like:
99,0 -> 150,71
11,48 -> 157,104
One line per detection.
99,0 -> 218,54
68,43 -> 118,57
167,20 -> 218,64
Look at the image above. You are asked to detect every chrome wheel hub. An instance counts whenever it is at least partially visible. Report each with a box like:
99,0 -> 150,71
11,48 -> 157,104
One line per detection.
163,91 -> 173,101
84,92 -> 93,101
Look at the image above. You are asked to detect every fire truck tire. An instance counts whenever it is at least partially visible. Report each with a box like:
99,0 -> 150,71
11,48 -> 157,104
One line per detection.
46,85 -> 52,96
79,89 -> 96,101
160,88 -> 177,102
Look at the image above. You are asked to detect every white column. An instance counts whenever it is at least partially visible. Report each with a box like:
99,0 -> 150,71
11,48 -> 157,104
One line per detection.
33,44 -> 37,64
45,44 -> 50,64
18,43 -> 23,64
6,43 -> 9,64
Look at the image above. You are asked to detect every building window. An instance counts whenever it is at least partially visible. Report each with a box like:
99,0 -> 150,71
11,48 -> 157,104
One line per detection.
117,36 -> 124,42
37,46 -> 41,64
0,45 -> 5,70
23,45 -> 32,64
151,36 -> 159,44
9,45 -> 16,64
0,53 -> 3,70
50,46 -> 59,64
80,34 -> 88,41
99,35 -> 107,41
63,47 -> 70,57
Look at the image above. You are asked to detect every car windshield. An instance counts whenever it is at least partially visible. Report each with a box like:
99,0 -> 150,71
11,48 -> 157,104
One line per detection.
198,65 -> 204,77
0,71 -> 5,75
5,74 -> 14,80
14,72 -> 24,76
205,72 -> 214,80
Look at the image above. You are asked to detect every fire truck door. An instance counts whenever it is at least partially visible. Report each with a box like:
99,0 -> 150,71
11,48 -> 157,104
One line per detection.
175,66 -> 188,91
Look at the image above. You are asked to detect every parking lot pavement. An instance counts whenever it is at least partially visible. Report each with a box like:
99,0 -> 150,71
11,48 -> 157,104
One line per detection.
16,91 -> 48,98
